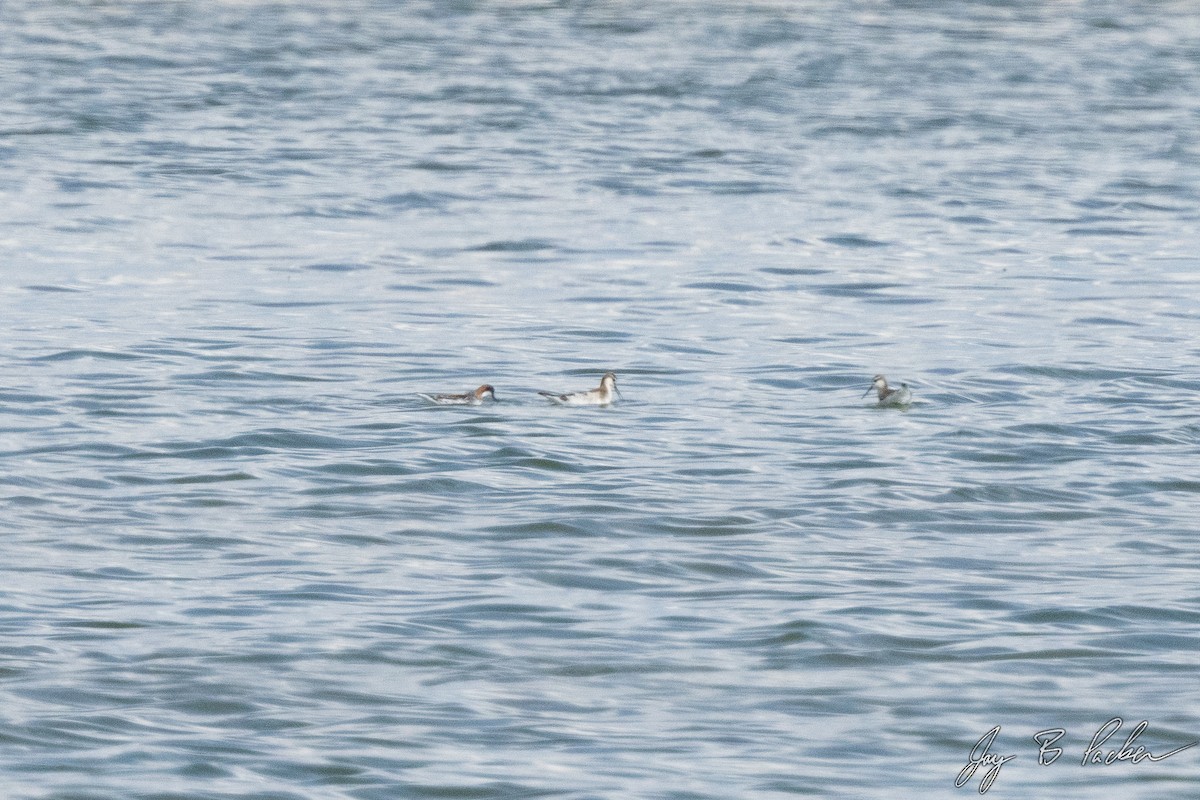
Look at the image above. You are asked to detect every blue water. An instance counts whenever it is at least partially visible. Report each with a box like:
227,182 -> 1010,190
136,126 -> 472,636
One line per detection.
3,2 -> 1200,798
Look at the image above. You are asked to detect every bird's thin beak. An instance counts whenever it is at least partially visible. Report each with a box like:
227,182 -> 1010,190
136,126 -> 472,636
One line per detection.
861,385 -> 873,398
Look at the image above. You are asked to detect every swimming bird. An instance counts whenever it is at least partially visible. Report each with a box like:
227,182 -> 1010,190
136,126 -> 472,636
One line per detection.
419,384 -> 497,405
538,372 -> 619,406
863,374 -> 912,407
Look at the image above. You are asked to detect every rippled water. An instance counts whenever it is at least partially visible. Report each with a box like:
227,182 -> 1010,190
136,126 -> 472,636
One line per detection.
3,2 -> 1200,798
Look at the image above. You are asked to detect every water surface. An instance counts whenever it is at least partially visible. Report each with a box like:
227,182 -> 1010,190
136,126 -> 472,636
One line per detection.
3,2 -> 1200,798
